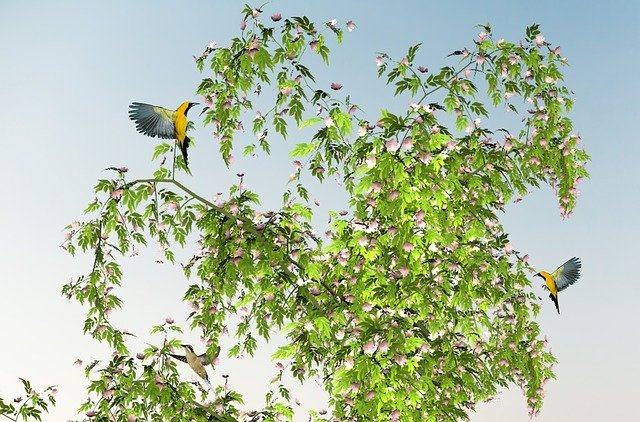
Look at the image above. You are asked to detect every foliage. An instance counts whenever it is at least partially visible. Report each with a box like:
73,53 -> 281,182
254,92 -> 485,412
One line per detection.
0,379 -> 57,422
7,6 -> 589,422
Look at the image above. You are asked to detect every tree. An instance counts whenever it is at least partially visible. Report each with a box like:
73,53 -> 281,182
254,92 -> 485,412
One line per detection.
3,5 -> 589,422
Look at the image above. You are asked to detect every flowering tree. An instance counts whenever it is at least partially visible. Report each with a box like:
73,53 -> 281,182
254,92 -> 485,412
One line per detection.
3,5 -> 589,422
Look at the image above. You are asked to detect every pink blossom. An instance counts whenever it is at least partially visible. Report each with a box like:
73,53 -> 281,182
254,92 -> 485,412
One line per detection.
346,20 -> 355,31
401,137 -> 413,151
476,55 -> 486,65
86,411 -> 96,417
366,155 -> 376,168
478,32 -> 487,41
328,19 -> 338,28
419,152 -> 432,164
388,190 -> 400,201
331,82 -> 343,90
280,86 -> 292,96
390,409 -> 401,421
363,341 -> 377,354
240,20 -> 247,30
402,242 -> 414,252
534,34 -> 545,47
375,56 -> 384,66
362,302 -> 373,312
271,13 -> 282,22
505,243 -> 513,255
378,340 -> 389,353
399,266 -> 409,278
385,138 -> 399,152
349,383 -> 360,393
417,66 -> 428,73
366,390 -> 376,400
111,189 -> 123,200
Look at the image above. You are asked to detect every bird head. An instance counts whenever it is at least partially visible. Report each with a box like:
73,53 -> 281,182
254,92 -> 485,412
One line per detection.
181,344 -> 195,353
186,102 -> 199,113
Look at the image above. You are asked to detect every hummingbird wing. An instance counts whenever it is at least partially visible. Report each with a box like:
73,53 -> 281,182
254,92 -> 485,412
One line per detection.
197,345 -> 221,366
168,353 -> 188,363
128,102 -> 176,139
552,257 -> 581,292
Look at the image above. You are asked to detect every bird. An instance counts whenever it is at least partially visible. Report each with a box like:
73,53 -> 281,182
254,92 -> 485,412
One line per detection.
169,344 -> 219,389
534,257 -> 581,314
128,101 -> 198,168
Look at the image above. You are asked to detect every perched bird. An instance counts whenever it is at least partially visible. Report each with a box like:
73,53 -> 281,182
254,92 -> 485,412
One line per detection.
535,257 -> 582,314
169,344 -> 219,389
128,101 -> 198,167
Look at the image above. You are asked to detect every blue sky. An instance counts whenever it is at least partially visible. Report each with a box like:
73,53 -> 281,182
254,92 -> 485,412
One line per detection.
0,1 -> 638,420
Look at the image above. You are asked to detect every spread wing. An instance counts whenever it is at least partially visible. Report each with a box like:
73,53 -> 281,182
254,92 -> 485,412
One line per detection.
198,345 -> 221,366
168,353 -> 187,363
552,257 -> 581,292
128,102 -> 175,139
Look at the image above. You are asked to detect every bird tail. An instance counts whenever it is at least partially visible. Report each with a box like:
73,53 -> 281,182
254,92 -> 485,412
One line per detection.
179,136 -> 190,168
549,293 -> 560,314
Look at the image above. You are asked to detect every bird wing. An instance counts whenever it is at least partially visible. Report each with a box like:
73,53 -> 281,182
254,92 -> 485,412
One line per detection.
552,257 -> 581,292
168,353 -> 187,363
197,345 -> 221,366
128,102 -> 176,139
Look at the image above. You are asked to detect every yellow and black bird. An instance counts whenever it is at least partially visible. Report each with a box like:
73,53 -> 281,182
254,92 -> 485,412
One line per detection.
169,344 -> 219,389
128,101 -> 198,167
535,257 -> 581,314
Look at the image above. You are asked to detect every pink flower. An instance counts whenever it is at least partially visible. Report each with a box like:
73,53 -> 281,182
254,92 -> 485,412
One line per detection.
362,302 -> 373,312
505,243 -> 513,255
418,152 -> 432,164
271,13 -> 282,22
86,411 -> 96,417
264,292 -> 275,301
385,138 -> 399,152
164,317 -> 174,325
388,190 -> 400,201
401,137 -> 413,151
111,189 -> 123,200
346,21 -> 355,31
378,340 -> 389,353
240,20 -> 247,30
399,267 -> 409,278
375,56 -> 384,66
331,82 -> 343,90
390,409 -> 401,421
280,86 -> 292,96
534,35 -> 545,47
363,341 -> 377,354
328,19 -> 338,28
366,155 -> 376,168
366,390 -> 376,401
394,355 -> 407,366
417,66 -> 428,73
403,242 -> 414,252
323,117 -> 334,127
349,383 -> 360,393
478,32 -> 487,41
476,55 -> 486,65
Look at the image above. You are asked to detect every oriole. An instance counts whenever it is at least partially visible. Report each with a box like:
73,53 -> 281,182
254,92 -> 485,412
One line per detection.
169,344 -> 219,389
535,257 -> 581,314
128,101 -> 198,167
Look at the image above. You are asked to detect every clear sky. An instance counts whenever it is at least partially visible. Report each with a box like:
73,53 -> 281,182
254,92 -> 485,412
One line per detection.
0,1 -> 638,421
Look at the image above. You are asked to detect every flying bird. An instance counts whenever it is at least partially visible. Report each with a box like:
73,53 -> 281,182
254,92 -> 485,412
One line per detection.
128,101 -> 198,168
169,344 -> 219,389
535,257 -> 581,314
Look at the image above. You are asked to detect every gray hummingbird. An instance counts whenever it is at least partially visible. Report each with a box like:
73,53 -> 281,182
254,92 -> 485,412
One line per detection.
169,344 -> 220,389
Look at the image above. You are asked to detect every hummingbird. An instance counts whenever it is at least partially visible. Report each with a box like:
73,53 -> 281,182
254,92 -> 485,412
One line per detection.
169,344 -> 219,389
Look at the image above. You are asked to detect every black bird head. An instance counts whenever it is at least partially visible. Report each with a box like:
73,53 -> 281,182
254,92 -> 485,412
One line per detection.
182,344 -> 195,353
185,102 -> 199,114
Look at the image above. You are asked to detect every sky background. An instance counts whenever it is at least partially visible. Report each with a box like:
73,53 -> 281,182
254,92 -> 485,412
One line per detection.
1,1 -> 638,421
